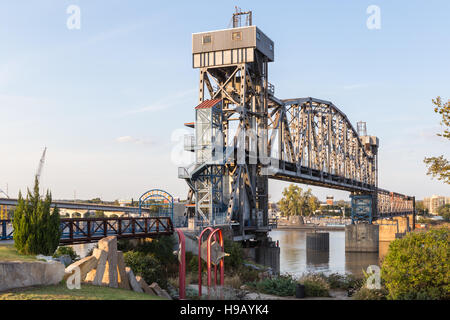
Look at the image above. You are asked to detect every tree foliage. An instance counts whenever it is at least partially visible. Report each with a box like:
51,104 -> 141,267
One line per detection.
278,184 -> 320,216
424,96 -> 450,184
13,177 -> 61,255
381,228 -> 449,300
437,204 -> 450,221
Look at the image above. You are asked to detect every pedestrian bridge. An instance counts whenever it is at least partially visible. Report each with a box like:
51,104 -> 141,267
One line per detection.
0,216 -> 174,244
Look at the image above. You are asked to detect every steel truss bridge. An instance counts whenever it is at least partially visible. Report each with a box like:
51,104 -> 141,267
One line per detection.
180,16 -> 414,241
0,217 -> 174,243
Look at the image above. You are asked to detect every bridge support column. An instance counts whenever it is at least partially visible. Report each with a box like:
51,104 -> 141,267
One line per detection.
242,237 -> 280,274
345,224 -> 379,253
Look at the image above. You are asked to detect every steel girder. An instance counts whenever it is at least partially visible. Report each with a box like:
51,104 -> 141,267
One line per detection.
266,97 -> 377,192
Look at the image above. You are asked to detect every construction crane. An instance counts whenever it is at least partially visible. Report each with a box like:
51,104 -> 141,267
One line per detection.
35,147 -> 47,185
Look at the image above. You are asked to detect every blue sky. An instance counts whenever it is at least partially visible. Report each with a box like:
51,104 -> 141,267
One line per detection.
0,0 -> 448,202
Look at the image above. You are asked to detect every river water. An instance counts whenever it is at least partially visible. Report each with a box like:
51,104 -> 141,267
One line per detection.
269,229 -> 387,278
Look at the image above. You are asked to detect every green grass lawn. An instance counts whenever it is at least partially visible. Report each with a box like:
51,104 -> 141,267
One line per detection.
0,283 -> 167,300
0,243 -> 38,262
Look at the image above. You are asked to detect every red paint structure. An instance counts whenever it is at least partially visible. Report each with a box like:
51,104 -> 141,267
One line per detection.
198,227 -> 225,297
175,228 -> 186,299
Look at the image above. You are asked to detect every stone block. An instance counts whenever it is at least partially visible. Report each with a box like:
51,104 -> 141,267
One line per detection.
149,282 -> 172,299
126,267 -> 143,293
135,276 -> 156,295
98,236 -> 118,288
0,261 -> 65,291
64,255 -> 98,281
92,249 -> 108,286
117,251 -> 130,290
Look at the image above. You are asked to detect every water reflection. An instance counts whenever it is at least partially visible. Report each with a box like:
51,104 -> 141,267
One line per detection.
306,250 -> 329,271
270,230 -> 380,278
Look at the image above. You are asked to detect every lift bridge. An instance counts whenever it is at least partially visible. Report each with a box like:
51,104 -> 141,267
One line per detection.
178,11 -> 414,241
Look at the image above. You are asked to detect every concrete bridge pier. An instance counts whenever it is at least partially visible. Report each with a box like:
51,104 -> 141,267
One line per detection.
242,235 -> 280,274
345,224 -> 379,252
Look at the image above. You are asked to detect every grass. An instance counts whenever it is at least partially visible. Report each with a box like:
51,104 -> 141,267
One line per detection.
0,244 -> 38,262
0,283 -> 167,300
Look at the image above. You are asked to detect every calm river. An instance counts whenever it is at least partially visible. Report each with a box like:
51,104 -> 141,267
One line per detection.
269,229 -> 386,278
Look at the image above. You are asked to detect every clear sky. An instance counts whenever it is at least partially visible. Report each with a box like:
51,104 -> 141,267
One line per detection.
0,0 -> 449,202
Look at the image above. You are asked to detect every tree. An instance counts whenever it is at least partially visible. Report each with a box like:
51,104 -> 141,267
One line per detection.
278,184 -> 320,216
437,204 -> 450,221
94,210 -> 105,218
381,228 -> 449,300
415,200 -> 428,215
424,96 -> 450,184
13,177 -> 61,255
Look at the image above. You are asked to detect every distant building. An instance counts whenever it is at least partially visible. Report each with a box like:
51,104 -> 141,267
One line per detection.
118,199 -> 132,206
423,195 -> 450,215
326,195 -> 334,206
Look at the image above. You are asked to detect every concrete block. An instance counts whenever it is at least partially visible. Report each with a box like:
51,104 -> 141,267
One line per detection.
117,251 -> 130,290
135,276 -> 156,296
126,267 -> 143,293
345,224 -> 379,252
92,249 -> 108,286
98,236 -> 118,288
0,261 -> 65,291
149,282 -> 172,299
64,255 -> 98,281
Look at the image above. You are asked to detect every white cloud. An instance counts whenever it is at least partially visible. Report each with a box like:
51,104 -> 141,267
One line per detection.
123,88 -> 197,115
115,135 -> 153,145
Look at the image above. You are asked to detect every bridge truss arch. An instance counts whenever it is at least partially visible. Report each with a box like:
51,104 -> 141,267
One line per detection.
138,189 -> 174,220
266,97 -> 378,192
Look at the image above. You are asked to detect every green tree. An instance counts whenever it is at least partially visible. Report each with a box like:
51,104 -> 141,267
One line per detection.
424,96 -> 450,184
94,210 -> 105,218
278,184 -> 319,216
415,200 -> 428,215
13,177 -> 61,255
437,204 -> 450,221
381,228 -> 449,300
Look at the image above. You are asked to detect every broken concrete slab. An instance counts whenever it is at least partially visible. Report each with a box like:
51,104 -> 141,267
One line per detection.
64,255 -> 98,281
98,236 -> 118,288
117,251 -> 130,290
135,275 -> 156,296
0,261 -> 65,291
125,267 -> 143,293
149,282 -> 172,299
92,249 -> 108,286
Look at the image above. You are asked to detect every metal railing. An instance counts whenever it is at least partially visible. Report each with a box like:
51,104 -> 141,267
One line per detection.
1,217 -> 174,244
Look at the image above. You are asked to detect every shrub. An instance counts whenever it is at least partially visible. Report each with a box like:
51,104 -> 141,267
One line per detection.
119,236 -> 178,278
13,177 -> 61,256
224,239 -> 243,270
238,267 -> 260,283
352,287 -> 388,300
325,273 -> 363,290
381,227 -> 449,300
252,275 -> 297,296
123,251 -> 167,288
53,246 -> 79,261
299,274 -> 330,297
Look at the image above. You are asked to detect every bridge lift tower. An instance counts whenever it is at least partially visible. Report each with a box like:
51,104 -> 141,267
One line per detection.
180,9 -> 274,243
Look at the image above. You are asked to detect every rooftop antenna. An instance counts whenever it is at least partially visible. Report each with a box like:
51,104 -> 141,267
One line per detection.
232,6 -> 252,28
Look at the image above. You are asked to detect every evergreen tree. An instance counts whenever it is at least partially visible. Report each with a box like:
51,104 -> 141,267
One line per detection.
13,177 -> 61,255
